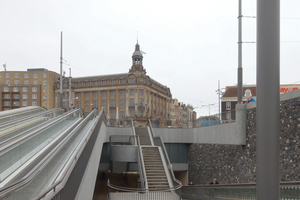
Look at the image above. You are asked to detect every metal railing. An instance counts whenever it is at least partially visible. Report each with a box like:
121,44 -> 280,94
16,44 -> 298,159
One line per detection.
182,182 -> 300,200
107,179 -> 182,200
132,119 -> 147,190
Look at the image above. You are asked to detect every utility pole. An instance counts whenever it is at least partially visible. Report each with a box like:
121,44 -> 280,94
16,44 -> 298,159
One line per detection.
3,64 -> 6,71
59,31 -> 63,108
69,68 -> 71,108
256,0 -> 280,199
237,0 -> 243,103
218,80 -> 220,121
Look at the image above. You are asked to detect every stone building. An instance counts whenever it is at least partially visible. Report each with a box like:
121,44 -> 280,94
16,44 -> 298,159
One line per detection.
54,43 -> 172,126
0,68 -> 60,110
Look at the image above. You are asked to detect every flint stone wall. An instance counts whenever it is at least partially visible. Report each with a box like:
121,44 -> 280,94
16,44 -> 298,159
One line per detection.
188,97 -> 300,184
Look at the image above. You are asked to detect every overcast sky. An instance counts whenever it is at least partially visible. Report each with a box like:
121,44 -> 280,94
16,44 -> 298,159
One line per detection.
1,0 -> 300,116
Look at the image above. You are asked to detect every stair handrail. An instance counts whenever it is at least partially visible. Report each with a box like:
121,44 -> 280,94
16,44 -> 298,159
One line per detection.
132,119 -> 147,189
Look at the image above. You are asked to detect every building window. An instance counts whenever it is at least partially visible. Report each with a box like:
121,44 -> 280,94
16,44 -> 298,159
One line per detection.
14,102 -> 20,106
5,94 -> 10,99
32,102 -> 37,106
32,87 -> 37,92
23,94 -> 27,99
93,100 -> 98,108
85,92 -> 89,99
43,81 -> 47,85
5,102 -> 10,106
4,87 -> 9,92
15,95 -> 20,99
63,83 -> 66,88
101,80 -> 106,85
139,89 -> 144,96
15,73 -> 19,78
129,89 -> 134,96
13,87 -> 18,92
153,103 -> 155,110
102,100 -> 106,107
111,91 -> 115,98
43,102 -> 47,106
130,98 -> 135,106
93,81 -> 97,86
43,73 -> 47,78
43,88 -> 47,92
5,80 -> 10,85
102,91 -> 107,98
34,81 -> 38,85
85,101 -> 89,108
129,78 -> 135,83
77,82 -> 80,87
138,98 -> 143,106
5,73 -> 10,78
130,110 -> 134,117
110,79 -> 115,85
120,110 -> 125,119
43,95 -> 47,99
23,101 -> 27,106
76,101 -> 81,108
32,94 -> 37,99
24,81 -> 29,84
62,93 -> 66,99
23,87 -> 27,92
226,102 -> 231,110
111,100 -> 116,107
33,74 -> 38,78
120,90 -> 125,97
15,80 -> 19,84
120,79 -> 124,84
120,99 -> 125,107
85,82 -> 89,86
76,93 -> 81,99
111,111 -> 116,119
24,74 -> 29,78
139,110 -> 143,117
93,92 -> 98,98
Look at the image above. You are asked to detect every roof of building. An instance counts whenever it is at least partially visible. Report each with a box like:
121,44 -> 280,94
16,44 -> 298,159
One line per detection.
222,86 -> 257,98
72,73 -> 129,81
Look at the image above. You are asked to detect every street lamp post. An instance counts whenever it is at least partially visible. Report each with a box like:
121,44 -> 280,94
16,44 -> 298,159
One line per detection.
59,31 -> 63,108
69,68 -> 72,108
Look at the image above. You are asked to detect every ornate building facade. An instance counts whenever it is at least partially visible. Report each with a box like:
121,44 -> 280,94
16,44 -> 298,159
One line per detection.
54,43 -> 172,126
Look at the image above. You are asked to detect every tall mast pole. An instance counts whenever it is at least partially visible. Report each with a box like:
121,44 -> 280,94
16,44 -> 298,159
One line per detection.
237,0 -> 243,103
60,31 -> 63,108
69,68 -> 71,108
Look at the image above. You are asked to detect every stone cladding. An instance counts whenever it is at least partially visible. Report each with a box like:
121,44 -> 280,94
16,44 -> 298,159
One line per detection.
188,97 -> 300,184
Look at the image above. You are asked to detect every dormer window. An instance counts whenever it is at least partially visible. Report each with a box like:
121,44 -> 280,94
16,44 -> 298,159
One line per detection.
110,79 -> 115,85
101,80 -> 106,85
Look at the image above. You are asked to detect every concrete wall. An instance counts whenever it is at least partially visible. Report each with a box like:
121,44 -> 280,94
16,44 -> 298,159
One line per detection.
75,122 -> 107,200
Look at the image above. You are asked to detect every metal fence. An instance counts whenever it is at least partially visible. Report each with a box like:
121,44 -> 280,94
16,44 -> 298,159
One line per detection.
182,182 -> 300,200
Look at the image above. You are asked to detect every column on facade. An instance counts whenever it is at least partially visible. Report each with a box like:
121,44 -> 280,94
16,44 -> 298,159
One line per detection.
125,88 -> 129,117
135,89 -> 138,115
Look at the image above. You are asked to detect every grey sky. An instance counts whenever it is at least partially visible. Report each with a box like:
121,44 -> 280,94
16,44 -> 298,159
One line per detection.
1,0 -> 299,116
